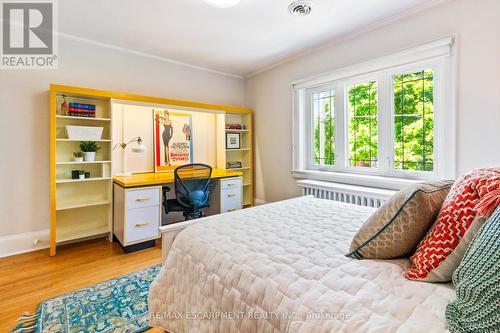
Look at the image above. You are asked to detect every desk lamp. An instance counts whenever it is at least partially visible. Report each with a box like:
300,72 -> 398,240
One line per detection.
113,137 -> 147,176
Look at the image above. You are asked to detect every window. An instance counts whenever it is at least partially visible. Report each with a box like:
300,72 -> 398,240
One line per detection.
293,37 -> 455,184
393,69 -> 434,172
312,90 -> 335,166
347,80 -> 378,168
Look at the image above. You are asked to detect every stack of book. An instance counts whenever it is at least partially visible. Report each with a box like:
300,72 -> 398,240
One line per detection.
226,161 -> 243,169
226,124 -> 245,130
69,103 -> 96,118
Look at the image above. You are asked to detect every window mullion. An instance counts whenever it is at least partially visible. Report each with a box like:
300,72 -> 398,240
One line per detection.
378,72 -> 392,176
334,82 -> 346,171
318,99 -> 325,166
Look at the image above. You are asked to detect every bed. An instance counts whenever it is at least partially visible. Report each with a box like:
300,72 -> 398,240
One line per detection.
149,196 -> 455,333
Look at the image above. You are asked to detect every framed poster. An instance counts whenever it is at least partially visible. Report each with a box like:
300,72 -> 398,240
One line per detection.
226,133 -> 241,149
153,109 -> 193,172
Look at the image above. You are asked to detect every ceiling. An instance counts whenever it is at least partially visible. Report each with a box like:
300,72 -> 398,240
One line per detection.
59,0 -> 437,77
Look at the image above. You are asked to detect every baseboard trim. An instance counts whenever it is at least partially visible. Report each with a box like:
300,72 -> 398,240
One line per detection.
254,198 -> 267,206
0,229 -> 50,258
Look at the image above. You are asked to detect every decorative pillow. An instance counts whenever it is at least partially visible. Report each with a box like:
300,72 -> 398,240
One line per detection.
405,167 -> 500,282
445,206 -> 500,333
347,180 -> 454,259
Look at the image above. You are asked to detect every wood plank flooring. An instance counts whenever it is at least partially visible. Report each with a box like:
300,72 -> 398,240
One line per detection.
0,238 -> 163,332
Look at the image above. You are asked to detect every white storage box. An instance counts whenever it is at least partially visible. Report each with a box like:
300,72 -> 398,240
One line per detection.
66,125 -> 104,140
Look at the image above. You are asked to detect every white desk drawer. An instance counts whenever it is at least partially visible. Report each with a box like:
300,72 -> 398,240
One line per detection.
125,206 -> 159,243
221,188 -> 242,213
221,177 -> 242,190
126,188 -> 160,210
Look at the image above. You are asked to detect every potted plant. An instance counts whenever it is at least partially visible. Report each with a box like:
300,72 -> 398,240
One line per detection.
80,141 -> 101,162
73,151 -> 84,162
78,170 -> 85,180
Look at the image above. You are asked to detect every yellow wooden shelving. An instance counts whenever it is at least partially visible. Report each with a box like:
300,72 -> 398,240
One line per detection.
50,84 -> 254,256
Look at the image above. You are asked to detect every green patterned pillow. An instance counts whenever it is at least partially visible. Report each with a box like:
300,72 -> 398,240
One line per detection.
445,206 -> 500,333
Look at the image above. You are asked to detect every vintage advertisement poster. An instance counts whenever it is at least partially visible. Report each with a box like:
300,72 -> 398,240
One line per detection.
154,110 -> 192,172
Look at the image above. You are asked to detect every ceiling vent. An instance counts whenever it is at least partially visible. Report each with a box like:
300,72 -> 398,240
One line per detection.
288,0 -> 313,16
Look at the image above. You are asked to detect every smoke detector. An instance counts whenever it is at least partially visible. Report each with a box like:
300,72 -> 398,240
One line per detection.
288,0 -> 313,16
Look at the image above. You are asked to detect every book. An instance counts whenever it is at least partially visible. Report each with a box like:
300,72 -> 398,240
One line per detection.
226,161 -> 242,169
69,112 -> 95,118
226,124 -> 245,130
68,103 -> 96,110
68,107 -> 95,118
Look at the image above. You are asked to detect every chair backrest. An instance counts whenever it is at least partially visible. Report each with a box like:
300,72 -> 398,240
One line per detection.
174,163 -> 212,209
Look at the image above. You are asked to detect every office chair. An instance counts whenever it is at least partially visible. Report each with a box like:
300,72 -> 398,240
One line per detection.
163,164 -> 212,220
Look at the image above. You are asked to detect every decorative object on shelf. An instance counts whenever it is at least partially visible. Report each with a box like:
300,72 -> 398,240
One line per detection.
226,123 -> 245,130
80,141 -> 101,162
71,170 -> 80,180
226,133 -> 241,149
61,95 -> 69,115
226,161 -> 242,169
153,110 -> 193,172
66,125 -> 104,140
112,136 -> 147,176
68,102 -> 96,118
85,171 -> 91,179
78,170 -> 85,180
73,151 -> 84,162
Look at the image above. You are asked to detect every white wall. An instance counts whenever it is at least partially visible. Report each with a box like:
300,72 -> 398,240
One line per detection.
245,0 -> 500,203
112,103 -> 218,174
0,36 -> 244,255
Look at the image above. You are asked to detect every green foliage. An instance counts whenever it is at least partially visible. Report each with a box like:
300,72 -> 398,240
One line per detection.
312,69 -> 434,172
313,92 -> 335,165
80,141 -> 101,152
348,81 -> 378,167
73,151 -> 84,158
393,69 -> 434,171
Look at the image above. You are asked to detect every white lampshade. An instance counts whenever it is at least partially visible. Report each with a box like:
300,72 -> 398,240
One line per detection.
131,142 -> 147,153
203,0 -> 240,8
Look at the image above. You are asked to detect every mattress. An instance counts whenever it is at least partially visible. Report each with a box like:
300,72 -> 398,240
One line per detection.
149,196 -> 455,333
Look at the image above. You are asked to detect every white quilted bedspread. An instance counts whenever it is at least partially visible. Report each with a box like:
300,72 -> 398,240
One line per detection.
149,196 -> 455,333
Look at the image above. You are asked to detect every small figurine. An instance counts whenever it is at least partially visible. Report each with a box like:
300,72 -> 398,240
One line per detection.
61,95 -> 69,115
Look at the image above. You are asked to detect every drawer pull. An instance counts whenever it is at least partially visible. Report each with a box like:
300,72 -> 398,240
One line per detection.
135,221 -> 151,228
227,208 -> 238,212
227,183 -> 236,187
227,194 -> 237,198
135,197 -> 151,202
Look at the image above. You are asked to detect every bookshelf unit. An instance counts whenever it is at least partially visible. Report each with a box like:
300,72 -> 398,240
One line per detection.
217,112 -> 254,207
50,87 -> 113,255
50,84 -> 254,256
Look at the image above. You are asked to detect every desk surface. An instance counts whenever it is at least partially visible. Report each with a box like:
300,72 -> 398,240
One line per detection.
113,169 -> 243,188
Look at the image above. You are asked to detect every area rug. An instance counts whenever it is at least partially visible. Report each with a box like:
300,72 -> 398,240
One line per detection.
13,264 -> 162,333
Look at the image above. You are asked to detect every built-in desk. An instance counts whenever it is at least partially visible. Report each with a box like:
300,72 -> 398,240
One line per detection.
113,169 -> 242,187
112,169 -> 243,252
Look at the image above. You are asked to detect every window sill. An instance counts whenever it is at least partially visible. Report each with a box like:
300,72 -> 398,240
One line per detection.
291,169 -> 424,191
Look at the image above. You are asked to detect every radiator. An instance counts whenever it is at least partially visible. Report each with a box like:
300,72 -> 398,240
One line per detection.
296,179 -> 397,208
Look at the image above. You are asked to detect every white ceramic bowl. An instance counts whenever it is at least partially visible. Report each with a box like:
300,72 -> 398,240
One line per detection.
66,125 -> 103,140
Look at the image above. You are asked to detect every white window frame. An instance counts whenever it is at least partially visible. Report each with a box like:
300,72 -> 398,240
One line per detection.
292,37 -> 456,190
306,83 -> 337,169
342,74 -> 380,175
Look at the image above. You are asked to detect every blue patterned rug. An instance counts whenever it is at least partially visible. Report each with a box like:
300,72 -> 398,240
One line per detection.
13,264 -> 162,333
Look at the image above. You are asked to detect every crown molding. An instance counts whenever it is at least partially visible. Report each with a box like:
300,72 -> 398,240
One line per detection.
57,32 -> 244,79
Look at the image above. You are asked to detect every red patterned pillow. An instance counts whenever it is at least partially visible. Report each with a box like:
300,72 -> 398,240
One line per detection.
404,168 -> 500,282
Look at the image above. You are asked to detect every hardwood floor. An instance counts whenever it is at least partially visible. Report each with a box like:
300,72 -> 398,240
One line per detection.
0,238 -> 163,332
